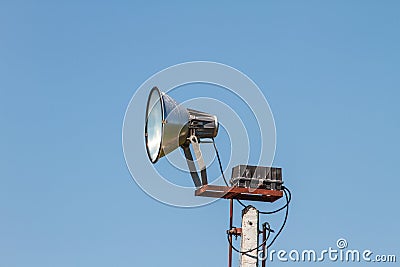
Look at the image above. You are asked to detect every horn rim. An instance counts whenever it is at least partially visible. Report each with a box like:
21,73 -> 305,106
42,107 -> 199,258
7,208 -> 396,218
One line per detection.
145,86 -> 164,163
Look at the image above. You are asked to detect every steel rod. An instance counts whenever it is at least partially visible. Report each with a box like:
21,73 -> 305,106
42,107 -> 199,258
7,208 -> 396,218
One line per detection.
262,223 -> 266,267
228,199 -> 233,267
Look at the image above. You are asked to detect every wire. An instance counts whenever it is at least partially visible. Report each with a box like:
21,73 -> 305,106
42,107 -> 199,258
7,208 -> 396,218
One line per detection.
212,138 -> 229,186
227,221 -> 272,255
236,187 -> 291,214
228,189 -> 290,253
260,187 -> 291,214
267,188 -> 290,248
228,188 -> 291,252
212,137 -> 291,215
212,137 -> 291,250
229,189 -> 290,251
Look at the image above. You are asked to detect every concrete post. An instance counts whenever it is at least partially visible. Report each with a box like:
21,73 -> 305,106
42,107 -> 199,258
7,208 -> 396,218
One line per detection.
239,205 -> 259,267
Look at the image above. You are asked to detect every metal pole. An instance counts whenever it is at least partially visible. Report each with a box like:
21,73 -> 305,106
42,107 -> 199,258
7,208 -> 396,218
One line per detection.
228,199 -> 233,267
239,206 -> 259,267
262,223 -> 266,267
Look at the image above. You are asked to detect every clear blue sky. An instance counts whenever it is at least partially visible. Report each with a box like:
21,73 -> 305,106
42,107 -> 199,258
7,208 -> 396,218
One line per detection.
1,1 -> 399,266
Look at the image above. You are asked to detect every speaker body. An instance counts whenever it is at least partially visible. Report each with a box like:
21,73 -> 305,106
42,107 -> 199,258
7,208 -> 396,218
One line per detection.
145,87 -> 218,163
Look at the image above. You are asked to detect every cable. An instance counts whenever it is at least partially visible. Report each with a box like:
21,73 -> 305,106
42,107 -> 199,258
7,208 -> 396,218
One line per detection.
267,187 -> 290,248
212,138 -> 291,215
227,221 -> 272,255
236,187 -> 291,214
212,138 -> 291,250
227,191 -> 290,255
260,187 -> 291,214
212,138 -> 229,186
229,188 -> 291,252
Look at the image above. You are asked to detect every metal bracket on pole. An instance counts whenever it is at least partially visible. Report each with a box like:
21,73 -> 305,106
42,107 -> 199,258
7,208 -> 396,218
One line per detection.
181,134 -> 208,188
182,145 -> 202,188
189,135 -> 208,185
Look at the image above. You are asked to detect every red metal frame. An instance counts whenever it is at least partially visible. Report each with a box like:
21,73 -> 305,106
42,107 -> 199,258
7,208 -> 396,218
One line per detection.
195,184 -> 283,202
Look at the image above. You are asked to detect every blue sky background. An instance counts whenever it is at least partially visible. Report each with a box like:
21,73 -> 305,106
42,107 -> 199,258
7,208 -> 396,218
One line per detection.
1,1 -> 399,266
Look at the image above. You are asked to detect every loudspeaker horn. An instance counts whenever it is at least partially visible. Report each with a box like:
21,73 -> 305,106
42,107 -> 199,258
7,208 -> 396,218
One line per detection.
145,87 -> 218,163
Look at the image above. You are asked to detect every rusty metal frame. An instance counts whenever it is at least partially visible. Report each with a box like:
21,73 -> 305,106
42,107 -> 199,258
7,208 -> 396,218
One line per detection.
195,184 -> 283,202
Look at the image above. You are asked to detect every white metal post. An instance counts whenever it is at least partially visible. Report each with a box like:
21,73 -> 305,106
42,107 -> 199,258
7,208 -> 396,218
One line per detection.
239,206 -> 259,267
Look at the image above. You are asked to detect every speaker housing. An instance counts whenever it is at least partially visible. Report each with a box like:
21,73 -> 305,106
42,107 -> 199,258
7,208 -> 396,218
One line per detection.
145,87 -> 219,163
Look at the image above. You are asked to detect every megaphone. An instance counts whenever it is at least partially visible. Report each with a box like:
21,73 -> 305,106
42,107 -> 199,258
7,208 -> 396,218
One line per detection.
145,87 -> 219,187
